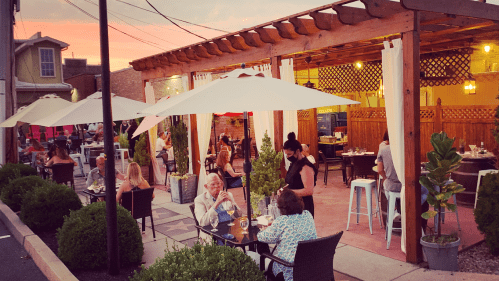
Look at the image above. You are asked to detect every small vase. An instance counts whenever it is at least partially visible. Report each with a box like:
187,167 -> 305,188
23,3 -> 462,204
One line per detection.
459,145 -> 465,154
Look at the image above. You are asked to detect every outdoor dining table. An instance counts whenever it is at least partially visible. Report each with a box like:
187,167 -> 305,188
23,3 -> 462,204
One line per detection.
318,140 -> 347,158
342,152 -> 376,185
83,186 -> 120,203
81,142 -> 105,163
196,217 -> 261,250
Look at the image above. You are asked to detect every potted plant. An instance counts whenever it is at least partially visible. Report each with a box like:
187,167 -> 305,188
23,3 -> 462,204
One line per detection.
118,132 -> 129,158
419,132 -> 465,271
132,133 -> 151,183
170,121 -> 197,204
246,132 -> 285,216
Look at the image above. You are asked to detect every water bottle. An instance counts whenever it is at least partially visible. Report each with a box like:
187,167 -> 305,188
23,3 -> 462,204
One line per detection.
481,142 -> 484,152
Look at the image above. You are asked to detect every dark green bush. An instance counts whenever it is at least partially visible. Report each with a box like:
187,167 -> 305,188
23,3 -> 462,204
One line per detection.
130,240 -> 264,281
57,202 -> 143,269
474,172 -> 499,256
20,182 -> 82,232
1,176 -> 47,212
0,163 -> 37,194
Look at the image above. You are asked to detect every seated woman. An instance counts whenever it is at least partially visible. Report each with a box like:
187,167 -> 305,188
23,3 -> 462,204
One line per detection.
116,162 -> 154,203
45,145 -> 77,167
22,139 -> 45,156
219,135 -> 232,156
216,150 -> 243,188
250,189 -> 317,281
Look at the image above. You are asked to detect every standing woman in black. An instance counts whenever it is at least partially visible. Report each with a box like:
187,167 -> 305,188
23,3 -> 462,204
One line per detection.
283,132 -> 318,217
126,120 -> 138,158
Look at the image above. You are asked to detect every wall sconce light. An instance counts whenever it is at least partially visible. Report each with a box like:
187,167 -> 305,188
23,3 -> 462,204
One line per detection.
377,78 -> 384,99
464,76 -> 476,95
355,62 -> 363,69
484,45 -> 491,53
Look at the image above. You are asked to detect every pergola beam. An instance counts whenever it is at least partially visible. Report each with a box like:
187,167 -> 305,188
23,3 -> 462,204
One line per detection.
361,0 -> 406,18
333,4 -> 374,25
288,17 -> 321,35
401,0 -> 499,21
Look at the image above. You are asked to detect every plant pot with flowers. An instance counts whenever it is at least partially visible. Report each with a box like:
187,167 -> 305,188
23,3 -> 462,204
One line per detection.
419,132 -> 465,271
170,121 -> 197,204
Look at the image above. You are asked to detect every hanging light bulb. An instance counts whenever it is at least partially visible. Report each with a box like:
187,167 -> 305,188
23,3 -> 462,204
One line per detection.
303,56 -> 315,89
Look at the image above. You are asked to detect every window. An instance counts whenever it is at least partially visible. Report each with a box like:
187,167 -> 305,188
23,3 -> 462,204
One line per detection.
39,48 -> 55,77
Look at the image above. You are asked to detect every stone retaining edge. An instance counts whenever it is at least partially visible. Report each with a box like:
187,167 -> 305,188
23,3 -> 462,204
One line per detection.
0,201 -> 77,281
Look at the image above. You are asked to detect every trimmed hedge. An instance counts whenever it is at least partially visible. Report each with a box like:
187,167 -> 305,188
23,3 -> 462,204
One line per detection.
0,175 -> 47,212
0,163 -> 37,194
130,241 -> 265,281
20,182 -> 82,232
474,172 -> 499,256
57,202 -> 143,269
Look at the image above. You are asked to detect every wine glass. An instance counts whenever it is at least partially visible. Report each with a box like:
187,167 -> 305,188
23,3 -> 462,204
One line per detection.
240,217 -> 249,234
224,202 -> 235,226
210,216 -> 219,232
469,145 -> 476,157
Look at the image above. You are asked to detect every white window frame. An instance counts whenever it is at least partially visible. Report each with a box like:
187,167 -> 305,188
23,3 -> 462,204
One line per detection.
38,48 -> 56,77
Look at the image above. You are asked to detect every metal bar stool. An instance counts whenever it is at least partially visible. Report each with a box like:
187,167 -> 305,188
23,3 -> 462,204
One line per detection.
346,178 -> 382,234
385,191 -> 401,249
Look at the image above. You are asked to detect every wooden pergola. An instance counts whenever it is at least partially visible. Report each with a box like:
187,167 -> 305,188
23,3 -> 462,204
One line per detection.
131,0 -> 499,263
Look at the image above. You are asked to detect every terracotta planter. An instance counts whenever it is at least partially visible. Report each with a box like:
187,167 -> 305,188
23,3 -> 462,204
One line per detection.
171,174 -> 198,204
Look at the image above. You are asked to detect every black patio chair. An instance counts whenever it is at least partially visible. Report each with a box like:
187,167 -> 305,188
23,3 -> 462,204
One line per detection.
319,151 -> 346,185
161,153 -> 176,185
351,155 -> 377,180
51,163 -> 75,191
121,187 -> 156,238
189,203 -> 200,238
54,139 -> 68,151
69,138 -> 83,154
216,166 -> 245,200
260,231 -> 344,281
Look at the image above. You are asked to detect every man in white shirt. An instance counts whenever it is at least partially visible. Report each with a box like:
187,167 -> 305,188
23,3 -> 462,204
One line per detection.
156,132 -> 169,157
87,123 -> 97,136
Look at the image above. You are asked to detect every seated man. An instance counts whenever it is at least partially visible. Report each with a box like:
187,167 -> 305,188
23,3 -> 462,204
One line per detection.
194,173 -> 242,242
155,132 -> 170,158
86,156 -> 125,187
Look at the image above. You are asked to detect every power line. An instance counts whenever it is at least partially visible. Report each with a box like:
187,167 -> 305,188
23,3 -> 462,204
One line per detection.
116,0 -> 230,34
63,0 -> 168,51
82,0 -> 180,47
144,0 -> 206,40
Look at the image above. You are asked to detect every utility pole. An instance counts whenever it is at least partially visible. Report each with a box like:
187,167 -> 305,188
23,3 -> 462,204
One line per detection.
0,0 -> 18,165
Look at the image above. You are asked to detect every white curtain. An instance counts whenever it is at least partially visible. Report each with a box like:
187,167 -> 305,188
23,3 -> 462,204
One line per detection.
253,64 -> 275,151
280,58 -> 298,170
382,39 -> 406,253
144,82 -> 163,184
195,73 -> 213,195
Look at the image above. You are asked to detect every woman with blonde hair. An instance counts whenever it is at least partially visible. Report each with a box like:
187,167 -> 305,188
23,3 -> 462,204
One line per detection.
216,150 -> 243,188
116,162 -> 154,203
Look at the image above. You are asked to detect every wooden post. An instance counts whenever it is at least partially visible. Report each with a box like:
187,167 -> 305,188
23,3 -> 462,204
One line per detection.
402,16 -> 422,263
271,56 -> 286,177
189,72 -> 201,176
434,98 -> 442,133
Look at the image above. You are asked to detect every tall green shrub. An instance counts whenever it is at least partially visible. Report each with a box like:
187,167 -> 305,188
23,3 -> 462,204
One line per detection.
248,132 -> 285,196
474,166 -> 499,255
0,163 -> 37,194
171,121 -> 189,176
130,241 -> 264,281
133,133 -> 151,167
20,182 -> 82,232
57,202 -> 143,269
1,176 -> 47,212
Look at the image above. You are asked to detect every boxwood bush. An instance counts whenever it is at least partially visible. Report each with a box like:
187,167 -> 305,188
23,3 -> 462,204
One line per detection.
57,202 -> 143,269
20,182 -> 82,232
474,172 -> 499,256
0,163 -> 37,194
0,176 -> 47,212
130,241 -> 265,281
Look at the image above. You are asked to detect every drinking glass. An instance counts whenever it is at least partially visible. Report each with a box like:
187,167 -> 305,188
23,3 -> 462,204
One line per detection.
469,145 -> 476,157
210,216 -> 219,232
240,217 -> 249,234
224,202 -> 235,226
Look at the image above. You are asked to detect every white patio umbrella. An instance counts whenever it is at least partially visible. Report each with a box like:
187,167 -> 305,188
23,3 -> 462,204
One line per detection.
132,95 -> 179,138
140,66 -> 360,219
0,94 -> 73,127
32,91 -> 151,127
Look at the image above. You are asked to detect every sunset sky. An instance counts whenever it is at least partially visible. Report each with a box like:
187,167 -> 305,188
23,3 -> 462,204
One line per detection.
14,0 -> 341,71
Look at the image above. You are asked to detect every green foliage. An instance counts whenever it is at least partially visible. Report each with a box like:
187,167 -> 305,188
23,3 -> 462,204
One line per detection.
171,121 -> 189,176
130,240 -> 265,281
20,182 -> 82,232
133,133 -> 151,167
474,172 -> 499,256
250,192 -> 266,216
118,132 -> 129,149
57,202 -> 143,269
1,176 -> 47,212
0,163 -> 37,194
247,132 -> 285,196
419,132 -> 464,238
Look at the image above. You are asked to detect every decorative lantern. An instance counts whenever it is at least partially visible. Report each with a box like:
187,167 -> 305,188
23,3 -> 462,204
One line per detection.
464,76 -> 476,95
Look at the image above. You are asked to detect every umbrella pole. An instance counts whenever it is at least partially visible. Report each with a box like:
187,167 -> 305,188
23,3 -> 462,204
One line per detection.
213,115 -> 217,155
243,112 -> 252,219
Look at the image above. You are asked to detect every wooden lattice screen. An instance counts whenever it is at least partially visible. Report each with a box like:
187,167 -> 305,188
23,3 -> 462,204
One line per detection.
318,48 -> 472,93
318,62 -> 382,94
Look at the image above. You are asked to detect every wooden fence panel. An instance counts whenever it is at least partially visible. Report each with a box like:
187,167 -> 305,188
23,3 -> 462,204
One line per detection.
298,109 -> 318,161
349,102 -> 496,161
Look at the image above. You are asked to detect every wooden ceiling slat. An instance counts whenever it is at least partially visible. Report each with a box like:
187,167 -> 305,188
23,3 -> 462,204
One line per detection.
214,39 -> 237,53
288,18 -> 321,35
184,48 -> 201,61
272,22 -> 299,39
227,35 -> 250,50
193,45 -> 211,58
401,0 -> 499,21
309,11 -> 333,30
202,42 -> 223,56
157,55 -> 170,66
254,27 -> 281,43
333,5 -> 373,25
165,53 -> 181,64
239,31 -> 266,47
361,0 -> 406,18
421,21 -> 497,39
173,50 -> 190,62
